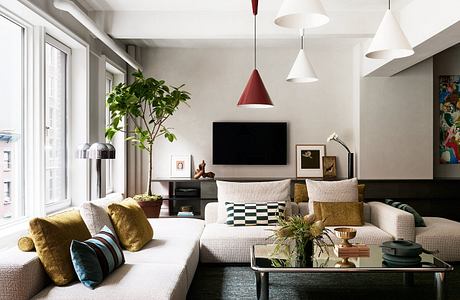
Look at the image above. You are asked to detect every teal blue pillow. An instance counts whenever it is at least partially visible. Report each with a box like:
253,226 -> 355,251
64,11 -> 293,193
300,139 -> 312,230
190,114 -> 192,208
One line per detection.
384,199 -> 426,227
70,226 -> 125,289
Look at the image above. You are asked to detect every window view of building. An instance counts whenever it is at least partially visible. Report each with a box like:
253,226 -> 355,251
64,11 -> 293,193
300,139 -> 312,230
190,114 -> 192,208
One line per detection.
44,38 -> 69,207
0,15 -> 23,224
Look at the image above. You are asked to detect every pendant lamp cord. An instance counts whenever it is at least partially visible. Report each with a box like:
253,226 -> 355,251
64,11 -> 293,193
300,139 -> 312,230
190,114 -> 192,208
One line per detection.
300,28 -> 304,50
388,0 -> 390,10
254,14 -> 257,69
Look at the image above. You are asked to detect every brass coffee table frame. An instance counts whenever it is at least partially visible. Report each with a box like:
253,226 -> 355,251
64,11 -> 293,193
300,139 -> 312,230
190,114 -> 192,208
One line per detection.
250,244 -> 453,300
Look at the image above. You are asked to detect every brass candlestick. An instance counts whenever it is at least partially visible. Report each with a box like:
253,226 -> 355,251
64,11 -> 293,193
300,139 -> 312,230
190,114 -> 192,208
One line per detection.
334,227 -> 357,248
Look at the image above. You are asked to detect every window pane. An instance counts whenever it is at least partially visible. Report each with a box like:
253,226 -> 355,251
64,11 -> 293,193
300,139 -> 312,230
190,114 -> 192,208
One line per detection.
45,42 -> 67,205
106,73 -> 114,194
0,15 -> 23,224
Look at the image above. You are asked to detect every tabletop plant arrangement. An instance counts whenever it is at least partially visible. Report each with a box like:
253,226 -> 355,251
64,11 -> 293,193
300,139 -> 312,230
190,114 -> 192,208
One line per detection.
106,71 -> 190,217
271,214 -> 333,267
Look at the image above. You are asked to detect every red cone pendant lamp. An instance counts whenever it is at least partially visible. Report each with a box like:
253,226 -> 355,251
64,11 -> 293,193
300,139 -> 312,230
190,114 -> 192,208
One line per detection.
237,0 -> 273,108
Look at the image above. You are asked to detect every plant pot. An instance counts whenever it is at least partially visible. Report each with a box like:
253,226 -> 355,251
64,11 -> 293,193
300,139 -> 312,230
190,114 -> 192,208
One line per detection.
295,239 -> 313,268
137,200 -> 163,218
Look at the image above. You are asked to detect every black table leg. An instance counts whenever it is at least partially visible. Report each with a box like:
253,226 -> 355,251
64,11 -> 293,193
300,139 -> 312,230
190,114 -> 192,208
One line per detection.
403,272 -> 414,286
255,272 -> 261,299
259,272 -> 269,300
435,272 -> 447,300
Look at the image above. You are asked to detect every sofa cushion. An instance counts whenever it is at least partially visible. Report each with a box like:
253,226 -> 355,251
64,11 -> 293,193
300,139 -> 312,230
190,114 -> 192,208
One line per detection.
29,210 -> 91,286
216,179 -> 291,224
71,226 -> 125,289
306,178 -> 358,213
295,182 -> 366,203
416,217 -> 460,262
80,202 -> 116,236
200,223 -> 275,263
32,263 -> 188,300
225,202 -> 286,226
314,201 -> 364,226
108,199 -> 153,252
384,199 -> 426,227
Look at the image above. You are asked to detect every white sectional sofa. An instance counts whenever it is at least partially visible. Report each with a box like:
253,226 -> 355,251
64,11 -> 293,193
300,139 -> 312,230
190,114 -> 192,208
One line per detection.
0,218 -> 205,300
199,201 -> 413,263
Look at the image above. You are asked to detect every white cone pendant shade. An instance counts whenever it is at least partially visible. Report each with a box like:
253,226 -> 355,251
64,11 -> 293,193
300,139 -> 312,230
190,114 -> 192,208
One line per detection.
287,49 -> 318,83
274,0 -> 329,29
365,9 -> 414,59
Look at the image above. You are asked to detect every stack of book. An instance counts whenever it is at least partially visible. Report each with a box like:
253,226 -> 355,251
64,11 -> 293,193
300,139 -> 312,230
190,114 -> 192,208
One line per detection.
177,211 -> 194,217
334,244 -> 370,257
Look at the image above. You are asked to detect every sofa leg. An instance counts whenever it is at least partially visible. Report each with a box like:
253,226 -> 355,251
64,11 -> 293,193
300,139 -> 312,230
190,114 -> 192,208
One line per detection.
255,272 -> 269,300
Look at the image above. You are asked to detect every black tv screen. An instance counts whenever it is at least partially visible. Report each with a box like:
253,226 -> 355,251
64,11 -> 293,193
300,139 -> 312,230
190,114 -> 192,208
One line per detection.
213,122 -> 287,165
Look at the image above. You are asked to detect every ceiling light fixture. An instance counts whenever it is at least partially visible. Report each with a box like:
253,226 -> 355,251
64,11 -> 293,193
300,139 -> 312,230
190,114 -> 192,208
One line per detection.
237,0 -> 273,108
287,29 -> 318,83
365,0 -> 414,59
274,0 -> 329,29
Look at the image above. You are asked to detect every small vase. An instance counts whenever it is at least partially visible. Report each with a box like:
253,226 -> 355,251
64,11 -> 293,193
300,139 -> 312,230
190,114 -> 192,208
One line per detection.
295,239 -> 313,267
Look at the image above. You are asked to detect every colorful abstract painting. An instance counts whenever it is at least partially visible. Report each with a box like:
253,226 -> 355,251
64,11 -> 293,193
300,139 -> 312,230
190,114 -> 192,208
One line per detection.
439,75 -> 460,164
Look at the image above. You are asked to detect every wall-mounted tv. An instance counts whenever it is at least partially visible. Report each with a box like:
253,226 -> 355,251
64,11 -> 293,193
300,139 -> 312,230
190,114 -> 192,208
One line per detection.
213,122 -> 287,165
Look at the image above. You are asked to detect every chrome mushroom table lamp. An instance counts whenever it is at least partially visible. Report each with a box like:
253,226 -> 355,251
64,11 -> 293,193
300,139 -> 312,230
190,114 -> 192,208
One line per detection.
77,142 -> 115,199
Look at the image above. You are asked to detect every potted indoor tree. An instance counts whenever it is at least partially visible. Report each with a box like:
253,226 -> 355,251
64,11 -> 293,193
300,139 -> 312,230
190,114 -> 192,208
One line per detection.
106,71 -> 190,217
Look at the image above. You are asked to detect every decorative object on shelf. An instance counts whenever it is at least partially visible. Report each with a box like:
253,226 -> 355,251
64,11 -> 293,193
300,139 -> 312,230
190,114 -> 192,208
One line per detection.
439,75 -> 460,164
327,132 -> 354,179
295,144 -> 325,178
322,156 -> 336,179
271,214 -> 333,268
365,0 -> 414,59
133,194 -> 163,218
180,205 -> 193,212
77,142 -> 115,199
237,0 -> 273,108
106,71 -> 190,200
334,227 -> 357,248
170,155 -> 192,178
193,160 -> 215,179
286,29 -> 318,83
274,0 -> 329,29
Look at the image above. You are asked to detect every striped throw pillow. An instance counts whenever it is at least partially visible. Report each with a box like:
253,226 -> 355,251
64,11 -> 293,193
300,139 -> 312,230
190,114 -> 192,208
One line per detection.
225,202 -> 286,226
70,226 -> 125,289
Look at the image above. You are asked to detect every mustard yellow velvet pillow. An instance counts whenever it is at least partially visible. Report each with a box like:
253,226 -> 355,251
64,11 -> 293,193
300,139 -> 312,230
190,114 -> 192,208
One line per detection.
294,183 -> 308,203
358,184 -> 366,202
108,198 -> 154,252
313,201 -> 364,226
29,210 -> 91,286
17,236 -> 35,252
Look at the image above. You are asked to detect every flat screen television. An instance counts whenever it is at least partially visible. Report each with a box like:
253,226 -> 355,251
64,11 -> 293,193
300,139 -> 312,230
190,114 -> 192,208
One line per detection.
213,122 -> 287,165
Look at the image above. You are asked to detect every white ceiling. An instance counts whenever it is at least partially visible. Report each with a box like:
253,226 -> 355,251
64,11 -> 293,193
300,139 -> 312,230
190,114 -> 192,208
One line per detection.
76,0 -> 415,48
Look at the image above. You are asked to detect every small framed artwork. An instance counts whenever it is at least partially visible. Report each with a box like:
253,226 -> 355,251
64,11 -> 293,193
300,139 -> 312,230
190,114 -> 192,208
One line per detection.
296,144 -> 326,178
170,155 -> 191,178
322,156 -> 337,179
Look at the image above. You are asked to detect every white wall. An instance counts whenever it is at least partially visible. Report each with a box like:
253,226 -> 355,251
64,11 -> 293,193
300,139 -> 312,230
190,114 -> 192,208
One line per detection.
358,58 -> 433,179
141,44 -> 355,193
433,45 -> 460,178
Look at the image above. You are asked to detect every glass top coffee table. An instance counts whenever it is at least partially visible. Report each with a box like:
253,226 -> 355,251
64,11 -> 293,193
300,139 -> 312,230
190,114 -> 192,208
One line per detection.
250,244 -> 453,300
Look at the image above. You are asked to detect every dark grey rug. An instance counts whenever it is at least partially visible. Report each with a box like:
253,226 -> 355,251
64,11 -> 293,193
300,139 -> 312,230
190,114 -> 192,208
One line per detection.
188,263 -> 459,300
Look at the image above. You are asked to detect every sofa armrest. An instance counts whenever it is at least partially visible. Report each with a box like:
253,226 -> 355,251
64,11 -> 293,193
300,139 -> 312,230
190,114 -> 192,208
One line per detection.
204,202 -> 219,224
0,248 -> 49,300
368,201 -> 415,241
298,202 -> 309,216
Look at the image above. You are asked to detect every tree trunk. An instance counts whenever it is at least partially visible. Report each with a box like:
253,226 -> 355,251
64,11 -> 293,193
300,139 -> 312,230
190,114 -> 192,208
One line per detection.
146,144 -> 153,196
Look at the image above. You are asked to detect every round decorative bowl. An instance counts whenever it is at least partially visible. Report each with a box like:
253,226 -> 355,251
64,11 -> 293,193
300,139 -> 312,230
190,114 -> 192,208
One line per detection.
334,227 -> 357,247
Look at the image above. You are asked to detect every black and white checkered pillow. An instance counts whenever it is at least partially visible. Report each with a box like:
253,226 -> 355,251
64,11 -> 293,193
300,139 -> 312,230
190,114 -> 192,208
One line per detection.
225,202 -> 286,226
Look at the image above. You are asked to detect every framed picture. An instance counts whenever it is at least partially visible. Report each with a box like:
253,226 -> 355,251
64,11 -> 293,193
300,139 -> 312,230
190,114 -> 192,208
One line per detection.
170,155 -> 191,178
439,75 -> 460,164
296,144 -> 326,178
322,156 -> 337,179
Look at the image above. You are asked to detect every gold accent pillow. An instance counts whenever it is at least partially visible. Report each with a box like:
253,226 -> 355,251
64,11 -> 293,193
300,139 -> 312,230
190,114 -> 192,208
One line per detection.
17,236 -> 35,252
294,183 -> 308,203
29,210 -> 91,286
358,184 -> 366,202
108,198 -> 154,252
313,201 -> 364,226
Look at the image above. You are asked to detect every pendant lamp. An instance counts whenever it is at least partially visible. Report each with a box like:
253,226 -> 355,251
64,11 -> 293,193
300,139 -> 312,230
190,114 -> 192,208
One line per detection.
287,29 -> 318,83
237,0 -> 273,108
365,0 -> 414,59
274,0 -> 329,29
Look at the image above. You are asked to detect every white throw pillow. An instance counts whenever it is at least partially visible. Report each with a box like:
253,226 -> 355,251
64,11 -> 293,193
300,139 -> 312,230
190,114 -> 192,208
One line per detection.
306,178 -> 359,214
216,179 -> 291,224
80,202 -> 116,236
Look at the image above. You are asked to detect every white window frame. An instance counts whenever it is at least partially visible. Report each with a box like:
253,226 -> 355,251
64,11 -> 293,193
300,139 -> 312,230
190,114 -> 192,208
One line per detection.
43,34 -> 71,213
105,71 -> 114,194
